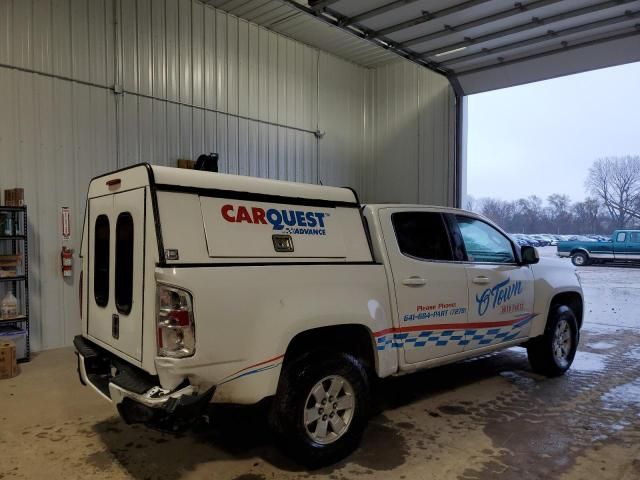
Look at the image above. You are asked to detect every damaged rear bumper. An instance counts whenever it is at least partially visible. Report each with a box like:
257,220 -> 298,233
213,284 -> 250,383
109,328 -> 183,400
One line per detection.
73,335 -> 214,425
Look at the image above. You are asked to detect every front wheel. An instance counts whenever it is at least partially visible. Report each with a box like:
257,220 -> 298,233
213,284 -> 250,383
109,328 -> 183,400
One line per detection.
527,305 -> 579,377
270,351 -> 370,467
571,251 -> 590,266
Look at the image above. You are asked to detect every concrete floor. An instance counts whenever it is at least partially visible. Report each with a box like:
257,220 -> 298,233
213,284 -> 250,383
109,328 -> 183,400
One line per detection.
1,248 -> 639,480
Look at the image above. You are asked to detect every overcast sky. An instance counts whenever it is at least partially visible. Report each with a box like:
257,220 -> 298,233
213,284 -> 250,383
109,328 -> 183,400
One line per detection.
466,61 -> 640,203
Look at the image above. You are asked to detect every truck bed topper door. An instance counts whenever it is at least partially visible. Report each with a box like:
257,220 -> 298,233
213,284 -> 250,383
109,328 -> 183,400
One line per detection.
88,188 -> 145,362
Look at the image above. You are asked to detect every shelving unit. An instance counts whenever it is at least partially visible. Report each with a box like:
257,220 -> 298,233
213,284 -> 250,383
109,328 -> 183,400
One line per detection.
0,206 -> 29,362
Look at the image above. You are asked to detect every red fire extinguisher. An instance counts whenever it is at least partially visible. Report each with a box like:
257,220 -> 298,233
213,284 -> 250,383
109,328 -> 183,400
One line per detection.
61,246 -> 73,277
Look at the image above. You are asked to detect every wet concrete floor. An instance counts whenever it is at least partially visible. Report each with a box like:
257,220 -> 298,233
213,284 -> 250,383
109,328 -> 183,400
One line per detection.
1,249 -> 639,479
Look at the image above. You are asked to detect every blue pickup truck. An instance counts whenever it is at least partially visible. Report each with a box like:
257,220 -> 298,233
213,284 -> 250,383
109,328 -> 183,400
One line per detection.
557,230 -> 640,266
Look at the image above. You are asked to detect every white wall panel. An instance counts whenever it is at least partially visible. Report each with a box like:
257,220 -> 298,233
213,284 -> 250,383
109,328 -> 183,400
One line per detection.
119,1 -> 318,132
0,0 -> 114,85
370,59 -> 456,206
0,68 -> 116,351
318,53 -> 367,194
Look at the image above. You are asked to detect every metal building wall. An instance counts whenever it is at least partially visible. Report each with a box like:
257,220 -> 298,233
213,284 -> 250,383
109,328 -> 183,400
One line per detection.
370,60 -> 456,206
318,53 -> 367,195
117,0 -> 322,184
0,0 -> 371,351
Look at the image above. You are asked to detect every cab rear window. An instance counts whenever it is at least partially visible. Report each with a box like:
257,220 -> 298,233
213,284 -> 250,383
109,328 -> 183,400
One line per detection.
392,212 -> 453,261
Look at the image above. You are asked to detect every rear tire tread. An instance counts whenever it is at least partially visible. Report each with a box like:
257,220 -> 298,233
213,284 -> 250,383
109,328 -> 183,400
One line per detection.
270,350 -> 370,468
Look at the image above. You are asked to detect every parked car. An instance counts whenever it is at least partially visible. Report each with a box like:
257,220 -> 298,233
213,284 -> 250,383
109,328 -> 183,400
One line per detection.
557,230 -> 640,266
525,235 -> 544,247
510,234 -> 532,246
74,164 -> 584,466
529,235 -> 550,246
540,234 -> 558,246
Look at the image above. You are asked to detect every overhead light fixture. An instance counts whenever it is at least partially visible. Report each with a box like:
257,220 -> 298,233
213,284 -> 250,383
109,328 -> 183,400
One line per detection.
434,46 -> 467,57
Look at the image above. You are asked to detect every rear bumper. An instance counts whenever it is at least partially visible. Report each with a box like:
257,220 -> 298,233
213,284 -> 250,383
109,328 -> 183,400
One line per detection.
557,251 -> 570,257
74,335 -> 214,425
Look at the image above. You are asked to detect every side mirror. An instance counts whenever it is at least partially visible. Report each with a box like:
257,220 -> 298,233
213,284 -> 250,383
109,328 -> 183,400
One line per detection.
521,245 -> 539,265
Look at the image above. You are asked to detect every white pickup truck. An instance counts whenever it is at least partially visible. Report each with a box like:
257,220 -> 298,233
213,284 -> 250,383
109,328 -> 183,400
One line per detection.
74,164 -> 583,466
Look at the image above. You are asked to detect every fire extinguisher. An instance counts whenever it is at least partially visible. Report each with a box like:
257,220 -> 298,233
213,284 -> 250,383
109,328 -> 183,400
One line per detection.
61,246 -> 73,277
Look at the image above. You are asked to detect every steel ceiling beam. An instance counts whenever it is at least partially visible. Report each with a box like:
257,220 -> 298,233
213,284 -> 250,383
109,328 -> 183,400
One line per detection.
456,25 -> 640,75
346,0 -> 421,26
440,9 -> 640,66
280,0 -> 451,76
420,0 -> 638,58
401,0 -> 564,48
309,0 -> 341,10
373,0 -> 492,36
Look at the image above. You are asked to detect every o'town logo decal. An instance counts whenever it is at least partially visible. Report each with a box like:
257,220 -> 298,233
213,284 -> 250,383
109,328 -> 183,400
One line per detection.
221,204 -> 328,235
475,279 -> 523,316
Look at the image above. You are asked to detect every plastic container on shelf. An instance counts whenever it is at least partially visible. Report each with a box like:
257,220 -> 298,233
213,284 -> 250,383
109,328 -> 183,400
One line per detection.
1,213 -> 11,235
1,292 -> 18,319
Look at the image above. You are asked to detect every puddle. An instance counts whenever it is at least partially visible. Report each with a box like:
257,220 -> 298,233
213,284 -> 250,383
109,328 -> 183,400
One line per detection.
571,351 -> 607,372
623,347 -> 640,361
602,379 -> 640,410
586,341 -> 615,350
499,370 -> 536,386
582,323 -> 620,334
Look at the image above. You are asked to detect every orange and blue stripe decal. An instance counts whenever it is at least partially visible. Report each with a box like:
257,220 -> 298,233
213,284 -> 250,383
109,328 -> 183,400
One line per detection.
218,354 -> 285,385
374,313 -> 537,350
217,314 -> 537,383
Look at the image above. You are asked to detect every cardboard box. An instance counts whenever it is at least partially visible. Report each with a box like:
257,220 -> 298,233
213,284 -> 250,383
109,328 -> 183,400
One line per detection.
3,188 -> 25,207
0,341 -> 18,379
177,159 -> 195,169
13,188 -> 24,206
0,327 -> 25,359
0,255 -> 21,267
4,189 -> 14,206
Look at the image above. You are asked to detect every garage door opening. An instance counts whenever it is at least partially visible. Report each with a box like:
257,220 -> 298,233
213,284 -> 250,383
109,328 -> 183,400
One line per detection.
464,61 -> 640,244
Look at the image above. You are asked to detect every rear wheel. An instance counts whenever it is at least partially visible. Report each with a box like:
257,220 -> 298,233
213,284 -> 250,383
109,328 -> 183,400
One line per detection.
527,305 -> 579,377
270,351 -> 370,467
571,251 -> 590,266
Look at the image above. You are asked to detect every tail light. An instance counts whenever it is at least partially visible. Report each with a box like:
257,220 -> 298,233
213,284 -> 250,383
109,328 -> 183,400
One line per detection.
156,285 -> 195,358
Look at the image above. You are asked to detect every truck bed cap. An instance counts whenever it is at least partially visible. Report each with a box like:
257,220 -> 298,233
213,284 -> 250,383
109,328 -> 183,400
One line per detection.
152,165 -> 357,205
90,164 -> 359,206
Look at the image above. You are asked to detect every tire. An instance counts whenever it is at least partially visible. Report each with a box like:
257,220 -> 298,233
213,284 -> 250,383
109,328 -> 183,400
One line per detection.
527,305 -> 579,377
571,251 -> 590,266
270,351 -> 370,467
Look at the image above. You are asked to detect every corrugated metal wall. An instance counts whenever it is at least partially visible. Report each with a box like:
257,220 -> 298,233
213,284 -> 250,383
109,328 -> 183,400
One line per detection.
0,0 -> 118,352
116,0 -> 322,184
0,0 -> 371,351
0,0 -> 455,351
370,60 -> 456,206
318,54 -> 367,194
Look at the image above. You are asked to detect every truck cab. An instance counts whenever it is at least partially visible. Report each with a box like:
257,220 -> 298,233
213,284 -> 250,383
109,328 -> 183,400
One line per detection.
75,164 -> 583,466
557,229 -> 640,265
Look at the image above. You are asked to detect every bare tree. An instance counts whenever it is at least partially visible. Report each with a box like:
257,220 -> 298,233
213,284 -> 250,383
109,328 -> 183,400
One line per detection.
572,198 -> 601,234
465,195 -> 477,212
480,198 -> 515,228
586,156 -> 640,228
514,196 -> 543,233
547,194 -> 572,234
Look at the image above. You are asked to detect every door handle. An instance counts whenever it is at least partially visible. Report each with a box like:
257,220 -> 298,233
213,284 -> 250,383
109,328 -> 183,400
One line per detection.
472,276 -> 491,285
402,276 -> 426,287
